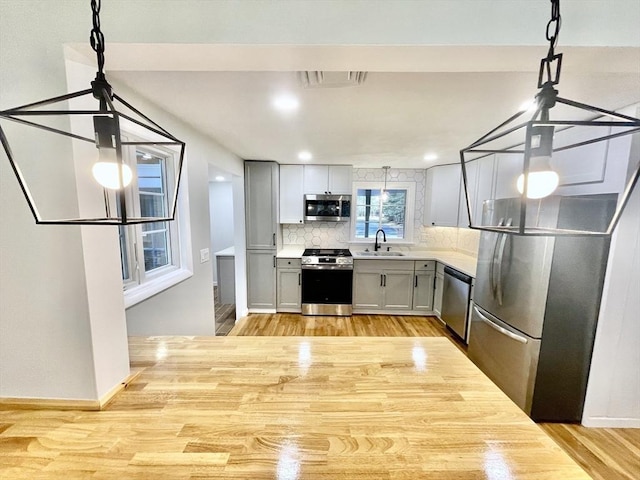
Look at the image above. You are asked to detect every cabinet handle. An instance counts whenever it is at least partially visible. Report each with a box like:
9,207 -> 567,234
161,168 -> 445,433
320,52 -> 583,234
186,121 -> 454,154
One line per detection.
298,273 -> 301,285
272,233 -> 276,246
380,274 -> 384,287
415,275 -> 418,288
273,256 -> 276,268
383,274 -> 386,287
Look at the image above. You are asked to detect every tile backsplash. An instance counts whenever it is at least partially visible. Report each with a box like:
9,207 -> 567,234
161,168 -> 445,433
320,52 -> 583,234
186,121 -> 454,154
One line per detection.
282,167 -> 480,257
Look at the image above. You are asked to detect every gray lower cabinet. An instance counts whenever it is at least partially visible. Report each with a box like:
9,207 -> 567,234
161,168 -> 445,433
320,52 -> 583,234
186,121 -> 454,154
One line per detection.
276,258 -> 301,312
247,250 -> 276,310
353,260 -> 414,312
433,263 -> 445,318
413,261 -> 436,311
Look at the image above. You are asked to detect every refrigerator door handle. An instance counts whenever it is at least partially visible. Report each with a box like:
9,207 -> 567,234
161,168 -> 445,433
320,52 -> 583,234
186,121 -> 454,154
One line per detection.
490,218 -> 505,297
495,218 -> 512,306
474,305 -> 528,344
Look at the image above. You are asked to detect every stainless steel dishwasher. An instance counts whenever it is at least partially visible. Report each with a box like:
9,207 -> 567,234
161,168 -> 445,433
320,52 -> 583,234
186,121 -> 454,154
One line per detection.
441,266 -> 473,343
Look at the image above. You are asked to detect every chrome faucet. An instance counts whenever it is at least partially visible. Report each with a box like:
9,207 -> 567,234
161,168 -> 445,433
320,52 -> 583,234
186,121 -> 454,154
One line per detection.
374,228 -> 386,251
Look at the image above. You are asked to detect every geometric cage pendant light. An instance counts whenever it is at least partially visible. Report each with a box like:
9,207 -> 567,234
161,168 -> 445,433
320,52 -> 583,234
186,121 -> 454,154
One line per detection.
459,0 -> 640,236
0,0 -> 185,225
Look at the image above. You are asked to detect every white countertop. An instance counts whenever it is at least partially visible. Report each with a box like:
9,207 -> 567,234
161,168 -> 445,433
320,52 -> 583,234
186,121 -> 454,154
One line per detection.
214,246 -> 235,256
276,246 -> 477,277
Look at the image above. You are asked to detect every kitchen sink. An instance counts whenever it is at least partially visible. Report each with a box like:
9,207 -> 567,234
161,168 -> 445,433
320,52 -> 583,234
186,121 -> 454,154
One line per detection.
357,251 -> 404,257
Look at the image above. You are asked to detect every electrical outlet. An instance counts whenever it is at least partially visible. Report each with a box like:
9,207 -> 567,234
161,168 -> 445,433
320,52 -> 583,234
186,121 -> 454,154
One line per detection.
200,248 -> 210,263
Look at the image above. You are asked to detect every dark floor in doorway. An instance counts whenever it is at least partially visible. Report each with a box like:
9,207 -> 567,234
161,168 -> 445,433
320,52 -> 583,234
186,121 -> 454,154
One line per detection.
214,286 -> 236,336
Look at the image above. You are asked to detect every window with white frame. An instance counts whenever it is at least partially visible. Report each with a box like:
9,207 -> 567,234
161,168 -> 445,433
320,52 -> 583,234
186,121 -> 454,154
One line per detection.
119,142 -> 192,304
351,181 -> 415,242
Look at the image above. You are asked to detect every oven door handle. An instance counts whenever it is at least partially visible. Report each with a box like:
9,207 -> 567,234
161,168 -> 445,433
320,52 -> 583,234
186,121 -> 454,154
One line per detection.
302,264 -> 353,270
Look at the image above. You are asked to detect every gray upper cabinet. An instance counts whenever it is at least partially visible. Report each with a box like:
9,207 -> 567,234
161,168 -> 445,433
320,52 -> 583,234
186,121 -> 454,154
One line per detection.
279,165 -> 304,224
424,163 -> 461,227
245,161 -> 279,249
303,165 -> 353,195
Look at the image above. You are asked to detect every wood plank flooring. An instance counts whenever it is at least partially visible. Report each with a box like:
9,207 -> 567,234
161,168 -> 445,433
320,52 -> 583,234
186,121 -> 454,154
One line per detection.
1,335 -> 591,478
214,286 -> 236,336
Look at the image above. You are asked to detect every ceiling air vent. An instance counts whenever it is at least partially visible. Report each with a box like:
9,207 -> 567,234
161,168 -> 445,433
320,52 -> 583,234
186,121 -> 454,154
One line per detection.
297,71 -> 368,88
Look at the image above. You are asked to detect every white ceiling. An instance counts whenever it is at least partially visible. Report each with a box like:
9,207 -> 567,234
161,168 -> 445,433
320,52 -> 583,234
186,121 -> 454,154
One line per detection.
77,42 -> 639,170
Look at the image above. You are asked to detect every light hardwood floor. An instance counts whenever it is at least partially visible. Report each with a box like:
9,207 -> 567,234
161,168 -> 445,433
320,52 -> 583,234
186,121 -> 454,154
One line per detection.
231,314 -> 640,480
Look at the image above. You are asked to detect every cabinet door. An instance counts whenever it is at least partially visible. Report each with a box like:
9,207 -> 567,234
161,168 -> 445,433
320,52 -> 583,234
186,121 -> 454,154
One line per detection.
279,165 -> 304,224
424,163 -> 461,227
474,155 -> 496,225
458,160 -> 477,228
433,272 -> 444,318
494,153 -> 523,200
246,161 -> 278,249
247,250 -> 276,309
303,165 -> 329,194
277,268 -> 301,311
353,270 -> 383,309
413,270 -> 435,311
328,165 -> 353,194
382,270 -> 414,310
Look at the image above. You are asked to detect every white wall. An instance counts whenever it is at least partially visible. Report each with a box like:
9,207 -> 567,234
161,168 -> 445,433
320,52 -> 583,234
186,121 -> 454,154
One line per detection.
582,130 -> 640,428
111,79 -> 244,335
0,6 -> 129,401
209,181 -> 235,284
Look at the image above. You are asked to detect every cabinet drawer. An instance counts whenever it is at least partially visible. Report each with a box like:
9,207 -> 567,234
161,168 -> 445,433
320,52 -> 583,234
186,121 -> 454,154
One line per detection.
354,259 -> 414,272
277,258 -> 301,268
414,260 -> 435,272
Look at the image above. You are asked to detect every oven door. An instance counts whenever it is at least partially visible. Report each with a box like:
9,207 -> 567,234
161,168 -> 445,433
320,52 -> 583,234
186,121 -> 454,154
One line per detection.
301,265 -> 353,316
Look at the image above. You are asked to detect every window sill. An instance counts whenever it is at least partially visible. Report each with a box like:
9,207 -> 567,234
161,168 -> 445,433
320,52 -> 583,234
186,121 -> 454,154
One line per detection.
124,268 -> 193,309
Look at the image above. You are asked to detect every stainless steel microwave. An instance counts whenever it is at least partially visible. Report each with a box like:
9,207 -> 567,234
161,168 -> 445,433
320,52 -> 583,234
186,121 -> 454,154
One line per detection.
304,194 -> 351,222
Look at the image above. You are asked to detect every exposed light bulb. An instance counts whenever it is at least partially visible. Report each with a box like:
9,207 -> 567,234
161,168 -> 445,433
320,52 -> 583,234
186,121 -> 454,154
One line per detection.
516,169 -> 559,199
91,148 -> 133,190
92,162 -> 133,189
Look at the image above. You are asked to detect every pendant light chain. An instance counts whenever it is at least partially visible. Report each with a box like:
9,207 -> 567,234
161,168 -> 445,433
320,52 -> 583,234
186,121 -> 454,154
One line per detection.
89,0 -> 105,79
545,0 -> 561,60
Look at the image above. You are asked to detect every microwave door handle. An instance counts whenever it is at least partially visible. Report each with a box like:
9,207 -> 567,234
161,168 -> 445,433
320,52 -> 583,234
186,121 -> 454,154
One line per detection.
474,305 -> 527,344
490,218 -> 505,297
495,218 -> 512,306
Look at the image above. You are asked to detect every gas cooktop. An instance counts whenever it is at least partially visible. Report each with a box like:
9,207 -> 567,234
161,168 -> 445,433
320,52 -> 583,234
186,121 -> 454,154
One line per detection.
302,248 -> 352,257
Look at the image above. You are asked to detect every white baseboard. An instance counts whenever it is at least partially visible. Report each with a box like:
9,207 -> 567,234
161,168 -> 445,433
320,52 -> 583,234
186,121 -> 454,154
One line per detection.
581,416 -> 640,428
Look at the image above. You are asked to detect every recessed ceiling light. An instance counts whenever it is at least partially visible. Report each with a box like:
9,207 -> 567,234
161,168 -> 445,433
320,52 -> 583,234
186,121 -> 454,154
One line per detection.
423,153 -> 438,161
272,94 -> 299,112
215,175 -> 225,182
298,151 -> 312,161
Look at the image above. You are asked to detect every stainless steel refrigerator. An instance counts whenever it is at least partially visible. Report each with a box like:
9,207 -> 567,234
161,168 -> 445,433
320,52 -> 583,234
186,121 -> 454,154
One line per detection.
468,194 -> 616,422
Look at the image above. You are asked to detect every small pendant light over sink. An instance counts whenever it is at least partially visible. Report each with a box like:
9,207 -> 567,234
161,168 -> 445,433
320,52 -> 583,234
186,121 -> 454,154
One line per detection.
459,0 -> 640,236
0,0 -> 185,225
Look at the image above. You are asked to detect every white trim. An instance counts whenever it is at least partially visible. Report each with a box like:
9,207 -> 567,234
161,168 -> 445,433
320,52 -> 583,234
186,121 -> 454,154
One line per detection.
351,181 -> 416,243
581,417 -> 640,428
124,267 -> 193,308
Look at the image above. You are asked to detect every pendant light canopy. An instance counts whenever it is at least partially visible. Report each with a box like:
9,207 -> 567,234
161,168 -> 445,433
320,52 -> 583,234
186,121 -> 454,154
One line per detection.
459,0 -> 640,236
0,0 -> 185,225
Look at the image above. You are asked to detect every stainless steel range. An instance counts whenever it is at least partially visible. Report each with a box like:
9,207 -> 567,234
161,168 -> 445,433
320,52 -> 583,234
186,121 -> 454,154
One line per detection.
301,248 -> 353,316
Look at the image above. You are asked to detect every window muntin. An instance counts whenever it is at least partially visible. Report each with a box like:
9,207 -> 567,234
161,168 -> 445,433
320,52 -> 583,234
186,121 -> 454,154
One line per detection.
355,188 -> 407,240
